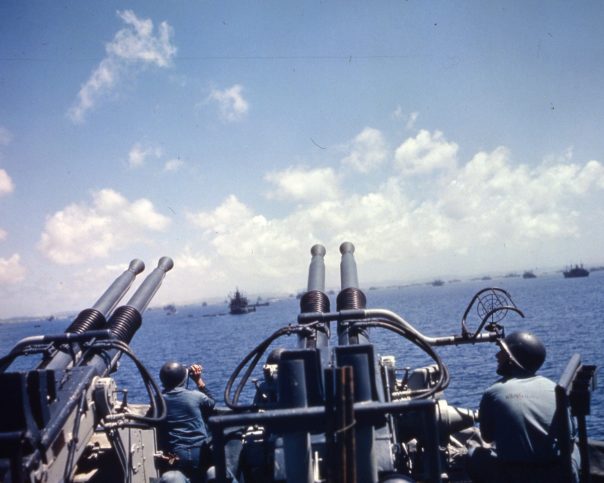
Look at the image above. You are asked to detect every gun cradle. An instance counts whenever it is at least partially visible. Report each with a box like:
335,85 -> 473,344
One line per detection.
0,257 -> 172,483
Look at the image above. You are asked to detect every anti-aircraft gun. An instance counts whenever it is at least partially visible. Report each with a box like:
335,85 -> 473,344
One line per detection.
0,257 -> 173,483
212,243 -> 599,483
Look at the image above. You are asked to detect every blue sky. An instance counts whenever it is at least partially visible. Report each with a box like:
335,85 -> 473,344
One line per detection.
1,1 -> 604,319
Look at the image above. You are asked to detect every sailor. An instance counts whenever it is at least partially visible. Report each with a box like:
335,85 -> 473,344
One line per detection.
253,348 -> 284,407
158,361 -> 215,483
467,331 -> 579,482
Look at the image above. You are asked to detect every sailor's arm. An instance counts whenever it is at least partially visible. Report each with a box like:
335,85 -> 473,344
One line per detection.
190,364 -> 215,406
478,392 -> 495,443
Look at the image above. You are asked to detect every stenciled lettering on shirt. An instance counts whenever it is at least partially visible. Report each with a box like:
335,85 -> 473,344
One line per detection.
504,392 -> 537,400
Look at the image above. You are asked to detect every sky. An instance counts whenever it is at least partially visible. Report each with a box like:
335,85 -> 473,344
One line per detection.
1,1 -> 604,319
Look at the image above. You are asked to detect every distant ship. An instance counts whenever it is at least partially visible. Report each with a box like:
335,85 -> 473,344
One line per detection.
522,271 -> 537,279
563,264 -> 589,278
229,288 -> 256,315
163,304 -> 177,315
431,279 -> 445,287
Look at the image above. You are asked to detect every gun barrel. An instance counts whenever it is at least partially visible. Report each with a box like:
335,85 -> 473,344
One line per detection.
42,260 -> 146,371
92,259 -> 145,315
125,256 -> 173,313
87,257 -> 174,375
299,245 -> 330,349
339,242 -> 358,289
336,242 -> 368,345
307,244 -> 327,292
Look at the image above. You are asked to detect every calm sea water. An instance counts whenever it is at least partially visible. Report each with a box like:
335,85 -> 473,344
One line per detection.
1,271 -> 603,439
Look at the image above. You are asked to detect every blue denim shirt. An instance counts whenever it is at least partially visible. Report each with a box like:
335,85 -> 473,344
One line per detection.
479,374 -> 560,462
160,386 -> 215,451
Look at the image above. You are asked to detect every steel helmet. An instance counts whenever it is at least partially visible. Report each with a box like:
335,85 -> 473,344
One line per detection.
499,331 -> 546,374
159,361 -> 188,389
266,348 -> 285,365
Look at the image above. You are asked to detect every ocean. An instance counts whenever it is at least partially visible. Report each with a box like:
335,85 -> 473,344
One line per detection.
1,270 -> 603,440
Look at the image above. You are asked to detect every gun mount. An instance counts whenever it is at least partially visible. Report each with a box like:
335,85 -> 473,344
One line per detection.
213,243 -> 599,483
0,244 -> 599,482
0,257 -> 173,483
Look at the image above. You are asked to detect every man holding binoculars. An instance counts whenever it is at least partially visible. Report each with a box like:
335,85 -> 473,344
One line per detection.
158,361 -> 215,483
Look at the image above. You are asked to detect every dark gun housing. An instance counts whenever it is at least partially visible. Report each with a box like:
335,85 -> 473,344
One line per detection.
216,243 -> 600,483
0,257 -> 173,483
0,245 -> 600,482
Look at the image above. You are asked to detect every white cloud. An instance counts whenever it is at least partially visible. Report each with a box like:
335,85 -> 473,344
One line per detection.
437,147 -> 604,241
0,169 -> 14,196
207,84 -> 249,122
38,189 -> 171,264
265,166 -> 340,202
128,143 -> 162,168
68,10 -> 176,123
188,195 -> 253,233
394,129 -> 458,175
174,246 -> 212,269
0,126 -> 13,146
0,169 -> 12,243
0,254 -> 26,284
188,196 -> 309,280
164,158 -> 184,172
106,10 -> 176,67
341,127 -> 387,173
184,137 -> 604,290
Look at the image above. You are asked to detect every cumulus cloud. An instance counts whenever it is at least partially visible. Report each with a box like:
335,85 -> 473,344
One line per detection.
186,132 -> 604,288
341,127 -> 388,173
207,84 -> 249,122
128,143 -> 162,168
0,254 -> 26,284
188,195 -> 253,233
0,169 -> 14,196
188,195 -> 309,280
68,10 -> 176,123
265,166 -> 340,202
438,147 -> 579,241
174,246 -> 212,269
0,126 -> 13,146
38,188 -> 171,264
394,129 -> 458,175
